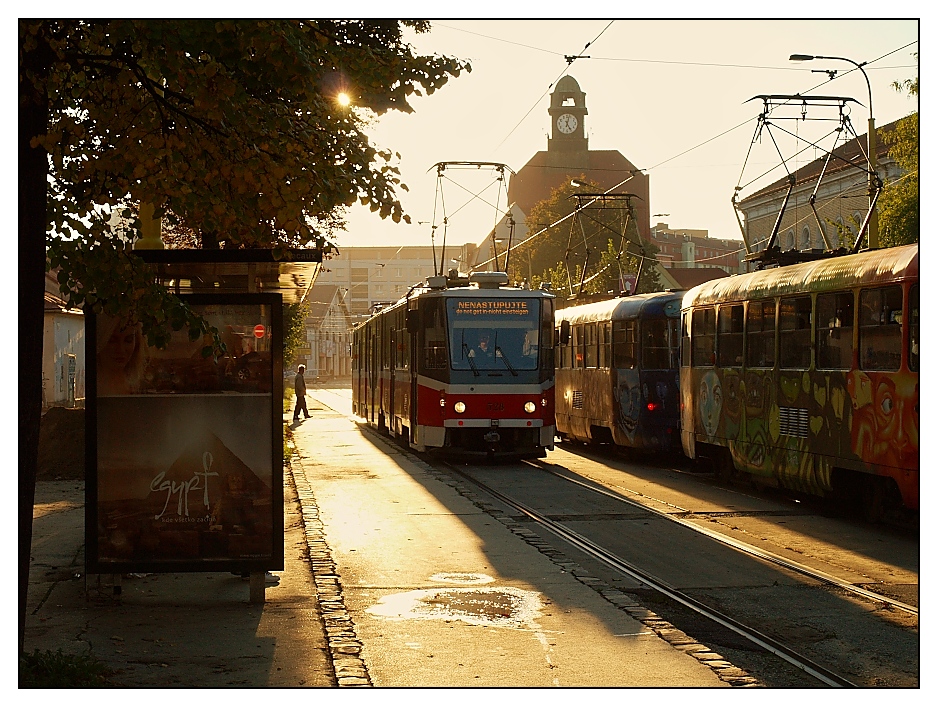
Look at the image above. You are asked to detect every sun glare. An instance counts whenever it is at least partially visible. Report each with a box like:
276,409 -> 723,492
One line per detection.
337,92 -> 351,107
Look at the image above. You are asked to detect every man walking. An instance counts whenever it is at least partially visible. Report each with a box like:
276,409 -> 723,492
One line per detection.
293,364 -> 310,421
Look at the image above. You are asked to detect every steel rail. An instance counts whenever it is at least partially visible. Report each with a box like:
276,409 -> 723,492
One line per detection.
531,459 -> 918,616
441,461 -> 857,688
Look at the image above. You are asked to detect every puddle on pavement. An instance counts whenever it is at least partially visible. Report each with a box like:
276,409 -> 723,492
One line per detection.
367,586 -> 543,629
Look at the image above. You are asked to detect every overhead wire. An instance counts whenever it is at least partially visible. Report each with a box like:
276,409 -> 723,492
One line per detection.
494,21 -> 614,151
489,38 -> 917,278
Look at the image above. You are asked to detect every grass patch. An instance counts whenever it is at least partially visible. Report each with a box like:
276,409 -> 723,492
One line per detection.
19,649 -> 114,688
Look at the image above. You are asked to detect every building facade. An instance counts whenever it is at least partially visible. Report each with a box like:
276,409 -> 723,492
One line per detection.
43,271 -> 86,409
736,120 -> 899,255
292,285 -> 354,381
648,222 -> 746,275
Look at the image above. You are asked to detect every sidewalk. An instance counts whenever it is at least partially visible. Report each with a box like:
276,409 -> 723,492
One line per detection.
23,414 -> 335,688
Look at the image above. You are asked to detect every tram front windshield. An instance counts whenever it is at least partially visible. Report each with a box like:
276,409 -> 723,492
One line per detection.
447,298 -> 541,371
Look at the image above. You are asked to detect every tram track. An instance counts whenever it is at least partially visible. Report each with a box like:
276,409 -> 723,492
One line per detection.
314,387 -> 917,687
528,459 -> 919,617
439,459 -> 856,688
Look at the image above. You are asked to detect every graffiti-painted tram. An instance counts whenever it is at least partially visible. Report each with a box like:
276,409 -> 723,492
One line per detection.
555,292 -> 683,452
680,244 -> 919,518
352,271 -> 556,459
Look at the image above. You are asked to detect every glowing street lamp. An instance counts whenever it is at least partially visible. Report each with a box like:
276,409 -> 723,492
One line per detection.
790,53 -> 879,248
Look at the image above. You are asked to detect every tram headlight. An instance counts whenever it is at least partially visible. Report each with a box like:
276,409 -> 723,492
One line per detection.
524,401 -> 537,414
454,401 -> 466,414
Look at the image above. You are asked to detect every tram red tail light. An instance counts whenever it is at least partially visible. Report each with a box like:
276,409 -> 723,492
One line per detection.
647,402 -> 659,411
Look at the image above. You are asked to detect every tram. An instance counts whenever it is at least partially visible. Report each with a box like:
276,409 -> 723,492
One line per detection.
352,271 -> 556,459
680,244 -> 919,518
554,291 -> 684,453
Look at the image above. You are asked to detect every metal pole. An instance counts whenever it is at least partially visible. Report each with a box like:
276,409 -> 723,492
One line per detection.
790,54 -> 878,248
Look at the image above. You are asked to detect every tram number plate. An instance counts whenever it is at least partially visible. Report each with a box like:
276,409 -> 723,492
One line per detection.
487,402 -> 505,412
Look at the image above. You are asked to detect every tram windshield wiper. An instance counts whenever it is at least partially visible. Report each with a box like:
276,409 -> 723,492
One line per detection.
495,347 -> 518,376
462,343 -> 480,376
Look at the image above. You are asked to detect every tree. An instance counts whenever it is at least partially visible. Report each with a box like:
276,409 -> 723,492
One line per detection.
19,20 -> 469,653
282,301 -> 310,372
879,63 -> 918,248
509,178 -> 659,295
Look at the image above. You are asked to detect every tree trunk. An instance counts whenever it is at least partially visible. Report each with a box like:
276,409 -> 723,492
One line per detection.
19,29 -> 49,655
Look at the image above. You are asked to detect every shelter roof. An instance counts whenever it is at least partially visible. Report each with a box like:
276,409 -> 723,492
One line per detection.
136,248 -> 322,304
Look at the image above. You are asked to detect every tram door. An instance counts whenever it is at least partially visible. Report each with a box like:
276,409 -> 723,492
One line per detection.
369,326 -> 378,425
407,306 -> 419,444
389,325 -> 396,434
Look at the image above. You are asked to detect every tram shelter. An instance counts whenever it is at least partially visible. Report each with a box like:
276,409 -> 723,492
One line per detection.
86,248 -> 321,603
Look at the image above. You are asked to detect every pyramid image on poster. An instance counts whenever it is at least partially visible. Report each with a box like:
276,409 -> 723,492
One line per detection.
99,430 -> 272,563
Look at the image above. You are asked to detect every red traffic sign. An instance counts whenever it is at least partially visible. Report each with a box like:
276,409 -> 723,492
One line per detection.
253,324 -> 266,338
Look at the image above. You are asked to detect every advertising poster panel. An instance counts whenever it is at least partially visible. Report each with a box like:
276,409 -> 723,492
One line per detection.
86,294 -> 283,574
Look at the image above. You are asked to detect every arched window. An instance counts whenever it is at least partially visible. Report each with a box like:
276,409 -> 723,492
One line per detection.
801,227 -> 811,250
786,230 -> 795,250
815,224 -> 827,249
853,211 -> 864,237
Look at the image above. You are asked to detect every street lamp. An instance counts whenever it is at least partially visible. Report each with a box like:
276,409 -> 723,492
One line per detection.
790,53 -> 879,248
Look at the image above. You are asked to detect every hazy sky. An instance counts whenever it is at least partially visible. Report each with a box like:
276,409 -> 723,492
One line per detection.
337,18 -> 919,252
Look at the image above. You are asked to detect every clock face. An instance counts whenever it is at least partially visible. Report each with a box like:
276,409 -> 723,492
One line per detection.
557,113 -> 578,135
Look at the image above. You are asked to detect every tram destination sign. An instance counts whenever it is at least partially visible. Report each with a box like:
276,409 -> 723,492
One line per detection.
455,299 -> 530,316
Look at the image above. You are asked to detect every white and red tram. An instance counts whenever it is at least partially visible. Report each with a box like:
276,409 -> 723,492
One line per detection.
352,271 -> 556,459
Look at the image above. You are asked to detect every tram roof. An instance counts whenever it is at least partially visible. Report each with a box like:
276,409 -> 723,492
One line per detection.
555,291 -> 684,325
683,244 -> 918,308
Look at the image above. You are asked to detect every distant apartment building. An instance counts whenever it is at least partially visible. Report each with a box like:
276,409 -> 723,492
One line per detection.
647,223 -> 746,275
316,244 -> 479,320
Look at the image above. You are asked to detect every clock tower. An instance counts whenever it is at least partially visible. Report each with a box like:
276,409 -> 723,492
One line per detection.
548,75 -> 588,154
507,74 -> 651,242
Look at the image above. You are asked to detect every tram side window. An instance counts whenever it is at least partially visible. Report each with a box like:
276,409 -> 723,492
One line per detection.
573,324 -> 585,368
816,292 -> 854,370
909,285 -> 919,371
541,303 -> 554,371
859,285 -> 902,371
643,319 -> 675,370
717,304 -> 744,367
613,319 -> 638,369
599,322 -> 611,368
668,317 -> 680,370
681,313 -> 691,367
558,326 -> 571,369
422,300 -> 448,370
691,308 -> 715,367
746,300 -> 775,368
585,323 -> 598,368
779,297 -> 812,369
